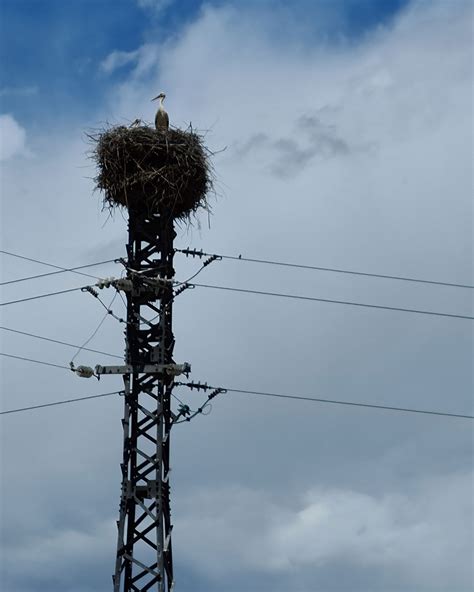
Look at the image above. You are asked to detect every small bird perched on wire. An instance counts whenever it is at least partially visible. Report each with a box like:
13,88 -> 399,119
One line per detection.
152,92 -> 169,131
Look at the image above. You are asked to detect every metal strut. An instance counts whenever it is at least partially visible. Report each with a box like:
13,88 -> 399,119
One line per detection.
112,206 -> 176,592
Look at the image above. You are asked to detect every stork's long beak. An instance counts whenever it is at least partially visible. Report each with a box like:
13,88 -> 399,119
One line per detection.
151,95 -> 160,101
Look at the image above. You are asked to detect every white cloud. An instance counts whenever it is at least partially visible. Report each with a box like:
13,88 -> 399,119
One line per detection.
0,114 -> 28,161
0,85 -> 38,97
100,44 -> 163,78
100,49 -> 140,74
104,0 -> 472,284
136,0 -> 173,12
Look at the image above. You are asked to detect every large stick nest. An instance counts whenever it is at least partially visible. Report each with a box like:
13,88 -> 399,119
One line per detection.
89,124 -> 214,221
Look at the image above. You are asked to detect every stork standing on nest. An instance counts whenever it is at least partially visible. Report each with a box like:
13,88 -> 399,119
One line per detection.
152,92 -> 169,131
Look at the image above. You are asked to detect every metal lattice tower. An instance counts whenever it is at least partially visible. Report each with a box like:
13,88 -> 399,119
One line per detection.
111,206 -> 177,591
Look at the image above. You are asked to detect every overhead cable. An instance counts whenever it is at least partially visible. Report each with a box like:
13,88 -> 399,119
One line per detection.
223,387 -> 473,420
0,250 -> 116,284
190,282 -> 474,321
1,351 -> 471,420
176,248 -> 474,290
70,291 -> 119,365
0,326 -> 122,359
1,274 -> 471,323
1,370 -> 470,419
174,382 -> 474,420
0,352 -> 71,370
0,286 -> 86,306
0,391 -> 122,415
1,280 -> 471,321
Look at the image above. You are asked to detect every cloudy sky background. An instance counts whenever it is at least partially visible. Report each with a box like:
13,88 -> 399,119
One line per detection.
0,0 -> 472,590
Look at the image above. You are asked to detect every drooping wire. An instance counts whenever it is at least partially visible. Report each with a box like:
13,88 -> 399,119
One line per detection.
172,387 -> 226,424
118,253 -> 217,293
116,287 -> 128,310
171,391 -> 185,406
176,248 -> 474,290
82,286 -> 128,325
174,254 -> 221,286
70,290 -> 119,365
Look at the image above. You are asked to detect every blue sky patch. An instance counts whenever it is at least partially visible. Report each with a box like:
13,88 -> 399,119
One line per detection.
1,0 -> 409,127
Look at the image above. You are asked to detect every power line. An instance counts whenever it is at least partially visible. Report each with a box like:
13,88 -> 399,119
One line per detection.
222,387 -> 474,420
1,250 -> 471,321
0,250 -> 116,284
177,248 -> 474,290
1,279 -> 471,321
174,254 -> 221,286
5,247 -> 471,296
19,246 -> 474,291
1,372 -> 471,419
0,390 -> 122,415
6,324 -> 465,420
191,282 -> 474,321
0,352 -> 70,370
1,347 -> 184,409
70,291 -> 119,365
4,351 -> 471,421
1,265 -> 99,286
0,285 -> 86,306
0,326 -> 123,359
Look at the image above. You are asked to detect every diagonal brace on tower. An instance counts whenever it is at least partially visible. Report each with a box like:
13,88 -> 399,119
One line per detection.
107,207 -> 182,592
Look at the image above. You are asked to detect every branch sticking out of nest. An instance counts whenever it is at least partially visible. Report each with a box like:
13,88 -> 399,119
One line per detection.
88,124 -> 215,222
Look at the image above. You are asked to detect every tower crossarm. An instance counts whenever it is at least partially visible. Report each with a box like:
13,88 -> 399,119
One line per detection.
96,363 -> 190,376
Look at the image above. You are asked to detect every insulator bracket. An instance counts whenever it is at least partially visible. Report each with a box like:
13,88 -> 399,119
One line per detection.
96,362 -> 191,376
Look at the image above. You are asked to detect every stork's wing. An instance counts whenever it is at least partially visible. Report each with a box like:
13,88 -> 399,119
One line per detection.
155,109 -> 169,130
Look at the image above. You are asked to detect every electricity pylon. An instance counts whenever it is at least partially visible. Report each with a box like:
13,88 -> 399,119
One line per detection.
99,205 -> 185,591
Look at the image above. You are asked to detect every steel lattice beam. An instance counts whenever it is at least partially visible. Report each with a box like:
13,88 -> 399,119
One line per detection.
113,208 -> 176,592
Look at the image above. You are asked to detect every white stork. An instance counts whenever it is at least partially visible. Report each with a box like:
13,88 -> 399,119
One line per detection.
151,92 -> 169,131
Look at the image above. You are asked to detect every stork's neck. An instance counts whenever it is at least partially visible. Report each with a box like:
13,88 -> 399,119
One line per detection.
159,97 -> 165,108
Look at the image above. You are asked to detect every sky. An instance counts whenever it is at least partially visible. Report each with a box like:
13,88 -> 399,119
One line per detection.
0,0 -> 473,591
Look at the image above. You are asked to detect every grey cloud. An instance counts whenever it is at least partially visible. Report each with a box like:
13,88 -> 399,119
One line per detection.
233,114 -> 351,178
270,118 -> 350,177
297,113 -> 350,154
234,132 -> 269,158
173,473 -> 473,590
